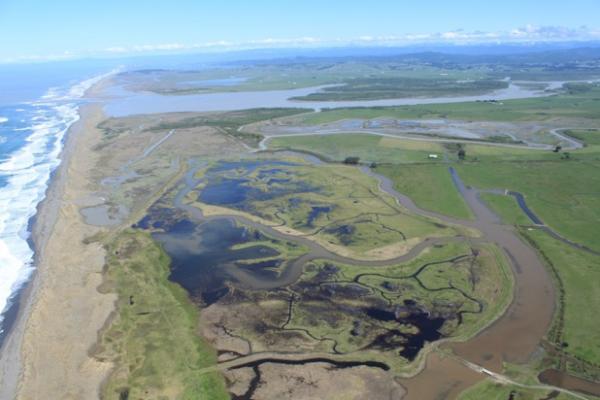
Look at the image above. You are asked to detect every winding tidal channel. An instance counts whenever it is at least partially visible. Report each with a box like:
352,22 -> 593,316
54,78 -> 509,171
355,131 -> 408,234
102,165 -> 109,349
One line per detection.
159,150 -> 597,399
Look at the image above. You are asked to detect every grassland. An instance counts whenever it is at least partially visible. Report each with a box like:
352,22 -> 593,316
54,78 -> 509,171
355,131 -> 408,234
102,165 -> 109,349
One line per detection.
521,229 -> 600,378
268,133 -> 564,220
460,143 -> 566,162
96,230 -> 228,400
455,160 -> 600,252
290,77 -> 508,101
269,133 -> 447,164
455,161 -> 600,379
563,129 -> 600,146
268,127 -> 571,162
479,193 -> 531,225
458,379 -> 581,400
267,127 -> 600,247
374,164 -> 473,219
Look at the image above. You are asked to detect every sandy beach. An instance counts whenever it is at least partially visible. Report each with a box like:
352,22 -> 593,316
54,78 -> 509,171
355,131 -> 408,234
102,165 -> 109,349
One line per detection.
0,98 -> 115,399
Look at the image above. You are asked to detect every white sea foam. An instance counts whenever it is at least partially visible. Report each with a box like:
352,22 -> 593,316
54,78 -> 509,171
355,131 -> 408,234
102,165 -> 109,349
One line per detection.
0,105 -> 77,330
0,69 -> 119,334
0,117 -> 7,124
49,68 -> 122,102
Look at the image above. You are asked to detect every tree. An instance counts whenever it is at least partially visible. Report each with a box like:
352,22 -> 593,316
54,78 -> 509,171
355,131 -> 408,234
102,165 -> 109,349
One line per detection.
343,156 -> 360,165
458,148 -> 466,160
553,145 -> 562,153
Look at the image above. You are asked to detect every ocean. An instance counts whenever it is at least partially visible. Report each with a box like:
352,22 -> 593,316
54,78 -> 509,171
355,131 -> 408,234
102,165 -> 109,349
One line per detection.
0,61 -> 118,346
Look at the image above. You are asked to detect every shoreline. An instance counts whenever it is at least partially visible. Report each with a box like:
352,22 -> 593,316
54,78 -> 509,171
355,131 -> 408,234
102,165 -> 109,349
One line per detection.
0,102 -> 92,397
0,102 -> 85,398
0,81 -> 116,398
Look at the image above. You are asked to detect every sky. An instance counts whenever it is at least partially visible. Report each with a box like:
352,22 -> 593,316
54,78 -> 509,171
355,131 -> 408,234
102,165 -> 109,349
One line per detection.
1,0 -> 600,63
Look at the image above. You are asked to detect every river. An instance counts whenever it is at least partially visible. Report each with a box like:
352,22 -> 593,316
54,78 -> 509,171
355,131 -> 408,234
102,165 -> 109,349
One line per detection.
104,82 -> 555,117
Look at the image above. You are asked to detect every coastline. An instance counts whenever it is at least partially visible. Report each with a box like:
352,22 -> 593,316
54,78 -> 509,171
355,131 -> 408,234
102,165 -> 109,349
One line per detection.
0,85 -> 116,398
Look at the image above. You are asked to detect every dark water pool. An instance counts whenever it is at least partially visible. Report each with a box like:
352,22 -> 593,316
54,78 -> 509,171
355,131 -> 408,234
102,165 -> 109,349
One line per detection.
152,218 -> 281,305
306,205 -> 332,226
198,160 -> 318,209
365,307 -> 445,361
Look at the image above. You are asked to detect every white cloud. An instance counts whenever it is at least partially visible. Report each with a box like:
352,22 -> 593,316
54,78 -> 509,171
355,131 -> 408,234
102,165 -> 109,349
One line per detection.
132,43 -> 188,52
96,25 -> 600,57
3,25 -> 600,64
105,46 -> 128,53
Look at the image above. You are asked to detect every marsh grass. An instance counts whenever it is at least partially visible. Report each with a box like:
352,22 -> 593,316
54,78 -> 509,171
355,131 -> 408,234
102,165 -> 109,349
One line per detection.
97,231 -> 229,400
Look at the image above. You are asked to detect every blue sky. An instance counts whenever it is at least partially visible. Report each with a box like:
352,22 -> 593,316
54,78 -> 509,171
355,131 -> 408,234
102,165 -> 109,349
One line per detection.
1,0 -> 599,63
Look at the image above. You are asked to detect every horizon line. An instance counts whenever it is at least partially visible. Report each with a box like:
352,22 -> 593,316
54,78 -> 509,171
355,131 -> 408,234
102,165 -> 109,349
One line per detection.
3,31 -> 600,66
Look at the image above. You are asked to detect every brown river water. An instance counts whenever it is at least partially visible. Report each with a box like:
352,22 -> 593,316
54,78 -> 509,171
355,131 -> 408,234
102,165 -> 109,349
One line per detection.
361,166 -> 555,399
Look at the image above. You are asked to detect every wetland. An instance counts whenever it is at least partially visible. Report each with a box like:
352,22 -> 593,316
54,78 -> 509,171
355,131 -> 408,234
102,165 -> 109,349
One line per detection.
122,149 -> 561,399
92,58 -> 600,400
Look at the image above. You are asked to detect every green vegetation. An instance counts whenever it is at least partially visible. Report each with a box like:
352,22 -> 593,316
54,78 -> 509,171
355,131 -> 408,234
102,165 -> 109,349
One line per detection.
479,193 -> 531,225
469,163 -> 600,382
123,48 -> 600,97
103,53 -> 600,396
563,129 -> 600,146
522,229 -> 600,379
269,133 -> 446,163
268,130 -> 573,163
192,160 -> 466,257
96,231 -> 228,400
263,98 -> 600,387
458,379 -> 580,400
290,77 -> 508,101
459,143 -> 564,162
126,61 -> 499,96
147,108 -> 311,145
456,160 -> 600,251
300,84 -> 600,125
375,164 -> 473,219
299,242 -> 513,344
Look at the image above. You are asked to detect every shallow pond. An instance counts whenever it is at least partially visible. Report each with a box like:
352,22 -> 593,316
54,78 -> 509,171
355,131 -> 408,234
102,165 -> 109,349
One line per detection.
152,218 -> 281,305
365,307 -> 445,361
198,160 -> 318,212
